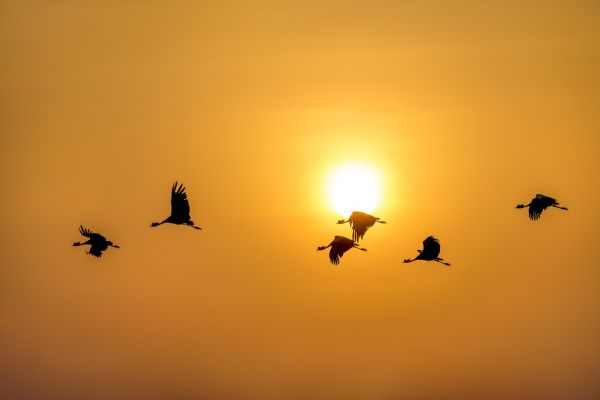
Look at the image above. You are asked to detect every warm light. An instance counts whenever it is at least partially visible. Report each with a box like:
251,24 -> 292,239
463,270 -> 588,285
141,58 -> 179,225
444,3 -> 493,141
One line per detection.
326,162 -> 382,218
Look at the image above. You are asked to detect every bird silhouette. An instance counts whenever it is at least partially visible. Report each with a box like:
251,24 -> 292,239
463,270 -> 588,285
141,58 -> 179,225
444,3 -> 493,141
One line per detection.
317,235 -> 367,265
72,225 -> 120,257
151,182 -> 202,229
403,236 -> 450,266
516,194 -> 568,221
337,211 -> 386,242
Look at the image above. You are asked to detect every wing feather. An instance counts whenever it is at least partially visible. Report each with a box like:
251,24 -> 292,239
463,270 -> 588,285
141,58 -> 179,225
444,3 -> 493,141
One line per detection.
329,236 -> 355,265
329,247 -> 341,265
79,225 -> 93,237
88,244 -> 103,257
79,226 -> 106,241
170,182 -> 191,221
349,212 -> 378,241
422,236 -> 441,259
529,194 -> 556,220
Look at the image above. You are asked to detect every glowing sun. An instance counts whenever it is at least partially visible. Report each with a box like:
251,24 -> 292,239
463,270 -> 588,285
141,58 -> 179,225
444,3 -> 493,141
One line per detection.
326,162 -> 382,218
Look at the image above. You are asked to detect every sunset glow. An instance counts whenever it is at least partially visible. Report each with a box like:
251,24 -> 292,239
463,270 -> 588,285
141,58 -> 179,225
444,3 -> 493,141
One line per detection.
2,1 -> 598,398
326,162 -> 382,218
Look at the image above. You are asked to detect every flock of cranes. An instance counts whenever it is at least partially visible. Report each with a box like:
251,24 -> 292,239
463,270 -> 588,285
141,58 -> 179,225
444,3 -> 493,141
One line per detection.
73,185 -> 569,265
317,211 -> 451,266
73,182 -> 199,257
315,193 -> 567,266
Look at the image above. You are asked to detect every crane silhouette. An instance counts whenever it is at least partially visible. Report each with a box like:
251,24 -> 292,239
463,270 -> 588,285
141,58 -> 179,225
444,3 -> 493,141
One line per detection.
317,235 -> 367,265
337,211 -> 386,242
72,225 -> 120,257
151,182 -> 201,229
516,194 -> 568,221
403,236 -> 450,266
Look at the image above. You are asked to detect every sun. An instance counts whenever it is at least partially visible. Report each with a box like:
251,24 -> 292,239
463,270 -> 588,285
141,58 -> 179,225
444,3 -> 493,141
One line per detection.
326,162 -> 382,218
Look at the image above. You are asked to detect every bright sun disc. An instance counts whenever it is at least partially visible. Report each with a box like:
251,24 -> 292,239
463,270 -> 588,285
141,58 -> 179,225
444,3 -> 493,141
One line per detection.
326,162 -> 382,218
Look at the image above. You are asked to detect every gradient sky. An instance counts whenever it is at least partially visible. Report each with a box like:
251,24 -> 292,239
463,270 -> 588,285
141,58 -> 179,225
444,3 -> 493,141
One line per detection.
1,1 -> 599,399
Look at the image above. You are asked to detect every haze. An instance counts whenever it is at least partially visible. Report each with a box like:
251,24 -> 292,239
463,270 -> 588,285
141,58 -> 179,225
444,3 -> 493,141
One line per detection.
1,1 -> 599,399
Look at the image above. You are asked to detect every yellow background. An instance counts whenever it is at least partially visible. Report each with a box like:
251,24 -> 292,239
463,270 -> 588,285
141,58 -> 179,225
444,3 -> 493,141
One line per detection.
1,1 -> 599,398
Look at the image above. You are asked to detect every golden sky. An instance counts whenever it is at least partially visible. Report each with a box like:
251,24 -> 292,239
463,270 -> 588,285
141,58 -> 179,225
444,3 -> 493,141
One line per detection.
1,1 -> 599,398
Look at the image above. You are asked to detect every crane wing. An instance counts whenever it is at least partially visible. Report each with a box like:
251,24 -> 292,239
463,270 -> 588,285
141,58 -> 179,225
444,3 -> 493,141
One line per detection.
329,247 -> 342,265
79,225 -> 93,238
88,244 -> 104,257
529,194 -> 556,220
349,212 -> 377,241
170,182 -> 191,221
422,236 -> 441,258
529,206 -> 543,221
329,236 -> 355,265
333,236 -> 354,247
79,225 -> 105,241
536,194 -> 557,203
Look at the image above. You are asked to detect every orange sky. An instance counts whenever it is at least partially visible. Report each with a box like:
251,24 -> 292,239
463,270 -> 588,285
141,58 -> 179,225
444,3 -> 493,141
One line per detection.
1,1 -> 599,399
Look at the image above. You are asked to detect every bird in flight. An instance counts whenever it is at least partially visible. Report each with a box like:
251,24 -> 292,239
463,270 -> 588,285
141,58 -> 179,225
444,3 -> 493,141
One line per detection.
403,236 -> 450,266
151,182 -> 202,230
516,194 -> 568,221
73,225 -> 120,257
337,211 -> 386,242
317,235 -> 367,265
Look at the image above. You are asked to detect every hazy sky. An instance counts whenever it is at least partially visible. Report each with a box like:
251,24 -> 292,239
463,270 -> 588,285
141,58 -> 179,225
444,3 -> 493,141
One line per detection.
1,1 -> 599,399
